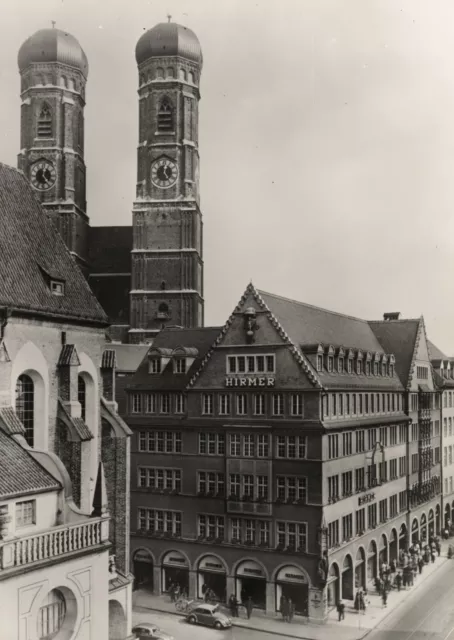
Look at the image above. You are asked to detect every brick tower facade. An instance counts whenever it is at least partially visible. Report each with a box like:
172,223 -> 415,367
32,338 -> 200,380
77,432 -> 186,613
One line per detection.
17,28 -> 89,273
129,21 -> 204,343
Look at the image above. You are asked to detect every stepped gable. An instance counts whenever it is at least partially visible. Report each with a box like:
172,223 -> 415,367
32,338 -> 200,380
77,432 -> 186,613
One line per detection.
0,163 -> 108,325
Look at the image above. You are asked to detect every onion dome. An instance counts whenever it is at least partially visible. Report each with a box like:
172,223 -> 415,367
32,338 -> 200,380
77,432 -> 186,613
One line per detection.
136,22 -> 202,67
18,28 -> 88,77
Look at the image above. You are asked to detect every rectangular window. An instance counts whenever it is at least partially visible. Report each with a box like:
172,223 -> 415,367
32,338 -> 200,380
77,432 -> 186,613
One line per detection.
352,394 -> 357,415
412,453 -> 419,473
356,430 -> 365,453
399,490 -> 407,512
355,467 -> 365,491
146,393 -> 157,413
317,355 -> 323,371
291,393 -> 303,417
257,434 -> 270,457
399,456 -> 407,477
342,513 -> 353,541
199,433 -> 225,455
328,434 -> 339,459
368,503 -> 377,528
136,509 -> 181,536
254,393 -> 266,415
331,393 -> 337,416
219,394 -> 231,415
276,521 -> 307,551
229,474 -> 240,498
341,470 -> 353,496
399,424 -> 407,443
140,431 -> 182,453
272,393 -> 284,416
227,354 -> 275,374
379,498 -> 387,523
379,427 -> 388,447
417,366 -> 429,380
379,460 -> 387,483
175,393 -> 186,414
230,434 -> 241,457
202,393 -> 213,415
328,475 -> 339,501
277,476 -> 307,503
257,475 -> 268,500
276,435 -> 307,459
343,432 -> 352,456
16,500 -> 36,528
237,394 -> 247,415
328,520 -> 339,548
368,428 -> 377,450
161,393 -> 171,413
198,515 -> 225,540
174,358 -> 187,374
389,426 -> 397,446
243,434 -> 255,457
198,471 -> 224,496
355,508 -> 365,534
132,393 -> 142,414
390,459 -> 398,480
243,475 -> 254,498
149,358 -> 161,373
390,494 -> 398,518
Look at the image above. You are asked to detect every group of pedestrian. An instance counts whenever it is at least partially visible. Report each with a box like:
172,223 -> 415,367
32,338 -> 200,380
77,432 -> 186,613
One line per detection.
169,582 -> 187,602
228,594 -> 254,619
201,583 -> 217,603
354,589 -> 368,613
279,595 -> 295,623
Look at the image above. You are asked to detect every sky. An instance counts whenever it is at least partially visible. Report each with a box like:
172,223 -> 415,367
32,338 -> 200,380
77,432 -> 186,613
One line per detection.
2,0 -> 454,353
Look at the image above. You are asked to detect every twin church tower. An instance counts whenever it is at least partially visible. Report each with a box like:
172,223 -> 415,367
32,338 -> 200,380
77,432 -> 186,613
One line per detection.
16,21 -> 204,342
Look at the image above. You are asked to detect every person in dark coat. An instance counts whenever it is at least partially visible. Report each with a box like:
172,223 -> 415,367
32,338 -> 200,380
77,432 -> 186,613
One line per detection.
288,598 -> 295,623
246,597 -> 253,619
436,540 -> 441,556
229,594 -> 236,617
395,572 -> 402,592
382,590 -> 388,608
337,600 -> 345,621
281,595 -> 289,621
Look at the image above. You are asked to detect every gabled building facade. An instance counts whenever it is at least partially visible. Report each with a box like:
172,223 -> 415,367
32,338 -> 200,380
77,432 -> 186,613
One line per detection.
0,163 -> 133,640
127,284 -> 444,621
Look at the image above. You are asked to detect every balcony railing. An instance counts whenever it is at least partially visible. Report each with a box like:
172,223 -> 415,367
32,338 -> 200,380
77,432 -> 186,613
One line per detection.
0,517 -> 109,571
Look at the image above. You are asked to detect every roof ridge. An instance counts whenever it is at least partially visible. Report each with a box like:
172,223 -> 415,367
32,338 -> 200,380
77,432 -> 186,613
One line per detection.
368,319 -> 420,324
258,289 -> 368,324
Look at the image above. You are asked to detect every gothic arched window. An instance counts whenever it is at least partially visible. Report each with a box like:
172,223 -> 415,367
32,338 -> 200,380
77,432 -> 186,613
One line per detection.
37,103 -> 52,138
78,375 -> 86,421
157,99 -> 174,132
16,374 -> 34,447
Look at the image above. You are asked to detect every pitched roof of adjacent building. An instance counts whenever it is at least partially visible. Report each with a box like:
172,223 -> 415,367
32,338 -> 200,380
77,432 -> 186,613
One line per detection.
368,319 -> 420,387
129,326 -> 221,390
259,290 -> 385,354
110,344 -> 150,372
0,430 -> 60,500
0,163 -> 108,325
428,340 -> 449,362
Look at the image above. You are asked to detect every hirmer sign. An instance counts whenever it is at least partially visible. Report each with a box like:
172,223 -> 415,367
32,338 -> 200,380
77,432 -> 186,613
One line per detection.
225,377 -> 275,387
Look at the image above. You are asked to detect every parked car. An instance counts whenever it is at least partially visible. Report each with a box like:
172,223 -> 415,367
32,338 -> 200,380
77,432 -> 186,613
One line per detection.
132,622 -> 175,640
186,603 -> 232,629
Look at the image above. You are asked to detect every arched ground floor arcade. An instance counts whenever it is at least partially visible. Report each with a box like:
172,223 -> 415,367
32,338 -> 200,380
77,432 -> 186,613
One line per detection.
130,538 -> 326,620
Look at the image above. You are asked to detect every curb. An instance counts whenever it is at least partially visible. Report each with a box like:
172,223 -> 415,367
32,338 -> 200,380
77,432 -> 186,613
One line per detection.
133,557 -> 451,640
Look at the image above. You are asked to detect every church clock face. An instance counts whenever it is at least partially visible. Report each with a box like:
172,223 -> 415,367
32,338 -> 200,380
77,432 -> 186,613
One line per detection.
151,158 -> 178,189
30,160 -> 56,191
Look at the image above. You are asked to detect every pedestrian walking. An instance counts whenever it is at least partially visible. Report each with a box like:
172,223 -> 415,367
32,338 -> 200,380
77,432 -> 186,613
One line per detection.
395,572 -> 402,592
382,590 -> 388,608
431,550 -> 436,563
436,540 -> 441,557
280,595 -> 288,621
337,600 -> 345,621
246,597 -> 253,620
288,598 -> 294,623
229,594 -> 236,617
418,557 -> 424,574
354,591 -> 361,612
169,583 -> 176,602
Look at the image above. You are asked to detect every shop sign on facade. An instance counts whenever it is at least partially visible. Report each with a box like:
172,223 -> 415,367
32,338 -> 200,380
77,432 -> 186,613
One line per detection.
225,377 -> 275,388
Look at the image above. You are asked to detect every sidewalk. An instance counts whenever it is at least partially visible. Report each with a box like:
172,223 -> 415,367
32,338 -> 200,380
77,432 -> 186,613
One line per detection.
133,546 -> 451,640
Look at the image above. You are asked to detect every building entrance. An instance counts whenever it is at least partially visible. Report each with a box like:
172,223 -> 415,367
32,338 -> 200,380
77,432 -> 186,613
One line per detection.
275,565 -> 308,616
133,549 -> 154,591
235,560 -> 266,610
197,555 -> 227,602
161,551 -> 189,595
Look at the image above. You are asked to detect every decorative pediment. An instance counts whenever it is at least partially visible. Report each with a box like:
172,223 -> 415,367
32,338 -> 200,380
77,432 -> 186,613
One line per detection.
347,349 -> 355,359
381,354 -> 388,364
365,351 -> 372,361
389,354 -> 396,364
327,345 -> 335,356
357,350 -> 364,361
337,347 -> 345,357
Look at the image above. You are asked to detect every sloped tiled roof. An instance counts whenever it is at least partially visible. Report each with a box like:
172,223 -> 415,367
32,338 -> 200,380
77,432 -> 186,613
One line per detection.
259,291 -> 385,353
0,406 -> 26,436
102,349 -> 117,369
0,430 -> 60,499
428,340 -> 449,362
110,344 -> 150,372
58,344 -> 80,367
129,326 -> 221,390
369,319 -> 420,387
0,163 -> 108,325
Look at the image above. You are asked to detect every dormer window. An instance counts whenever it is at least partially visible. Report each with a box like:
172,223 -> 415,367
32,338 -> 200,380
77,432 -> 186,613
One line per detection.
338,357 -> 344,373
389,364 -> 394,377
357,360 -> 363,375
347,359 -> 353,374
50,280 -> 65,296
374,362 -> 379,376
366,361 -> 371,376
174,359 -> 187,374
327,356 -> 334,373
316,355 -> 323,372
149,358 -> 161,374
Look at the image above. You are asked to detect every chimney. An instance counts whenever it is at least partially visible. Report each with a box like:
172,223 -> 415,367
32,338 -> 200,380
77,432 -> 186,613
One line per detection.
383,312 -> 401,321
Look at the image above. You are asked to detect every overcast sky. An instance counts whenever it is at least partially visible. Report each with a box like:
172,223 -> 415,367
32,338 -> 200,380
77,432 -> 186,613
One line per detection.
2,0 -> 454,353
